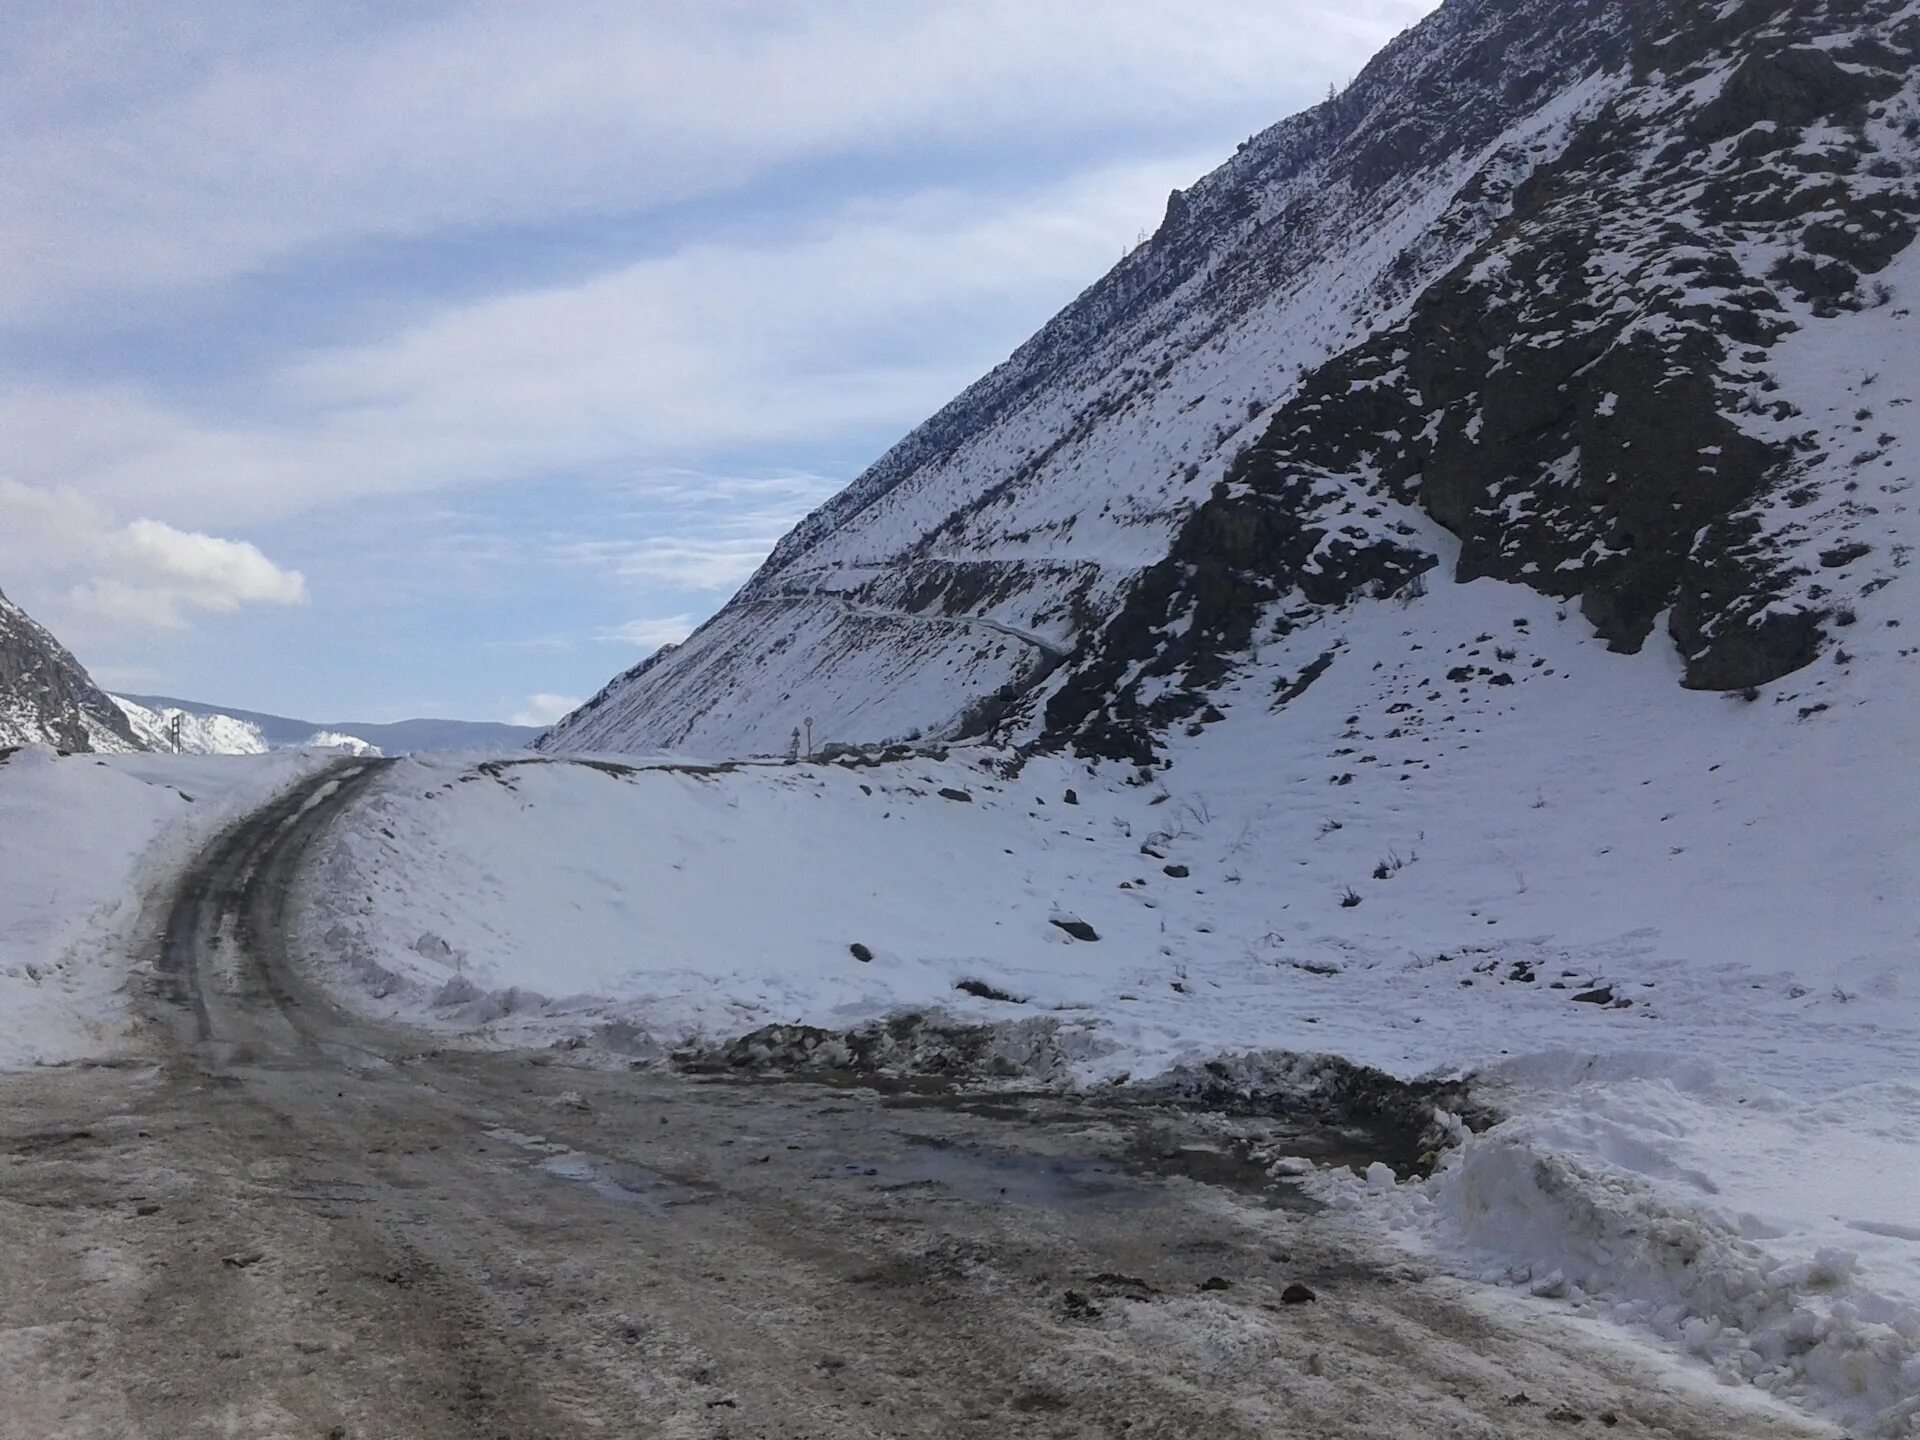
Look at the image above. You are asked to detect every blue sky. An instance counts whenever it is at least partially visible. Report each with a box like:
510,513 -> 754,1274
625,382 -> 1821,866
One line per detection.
1,1 -> 1434,724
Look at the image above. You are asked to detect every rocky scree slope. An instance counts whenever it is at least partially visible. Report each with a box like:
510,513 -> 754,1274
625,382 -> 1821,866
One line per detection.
1049,0 -> 1920,758
546,0 -> 1918,761
0,587 -> 143,753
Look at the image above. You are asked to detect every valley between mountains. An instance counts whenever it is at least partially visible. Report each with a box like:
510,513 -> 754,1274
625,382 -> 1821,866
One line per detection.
3,0 -> 1918,1434
0,758 -> 1852,1438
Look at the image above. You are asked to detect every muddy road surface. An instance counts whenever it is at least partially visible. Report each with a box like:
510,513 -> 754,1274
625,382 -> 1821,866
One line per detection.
0,762 -> 1838,1438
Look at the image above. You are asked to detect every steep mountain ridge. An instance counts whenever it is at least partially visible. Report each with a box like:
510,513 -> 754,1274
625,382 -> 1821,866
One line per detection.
545,0 -> 1918,761
1048,0 -> 1920,757
544,0 -> 1641,755
0,587 -> 144,753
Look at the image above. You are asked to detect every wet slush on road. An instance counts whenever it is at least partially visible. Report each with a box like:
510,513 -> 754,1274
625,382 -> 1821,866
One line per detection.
0,762 -> 1840,1437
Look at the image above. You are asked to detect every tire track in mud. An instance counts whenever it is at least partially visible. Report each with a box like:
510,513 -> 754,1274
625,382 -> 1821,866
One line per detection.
0,759 -> 1850,1439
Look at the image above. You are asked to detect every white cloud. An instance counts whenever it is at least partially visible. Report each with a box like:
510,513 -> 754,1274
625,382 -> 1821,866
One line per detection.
597,615 -> 697,650
559,537 -> 788,593
0,478 -> 306,632
511,693 -> 582,727
117,519 -> 307,609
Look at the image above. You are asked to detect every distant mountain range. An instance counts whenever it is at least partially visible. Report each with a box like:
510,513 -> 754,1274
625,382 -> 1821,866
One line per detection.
118,695 -> 543,755
0,579 -> 542,758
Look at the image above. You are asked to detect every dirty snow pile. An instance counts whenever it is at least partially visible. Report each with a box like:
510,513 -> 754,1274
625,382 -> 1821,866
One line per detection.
0,744 -> 326,1068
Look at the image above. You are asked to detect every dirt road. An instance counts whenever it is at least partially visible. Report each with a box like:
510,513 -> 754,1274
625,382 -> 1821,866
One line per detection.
0,761 -> 1838,1438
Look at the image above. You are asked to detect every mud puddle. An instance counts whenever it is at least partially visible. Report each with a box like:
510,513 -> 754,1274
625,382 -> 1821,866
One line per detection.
702,1070 -> 1419,1215
539,1152 -> 687,1215
842,1133 -> 1151,1210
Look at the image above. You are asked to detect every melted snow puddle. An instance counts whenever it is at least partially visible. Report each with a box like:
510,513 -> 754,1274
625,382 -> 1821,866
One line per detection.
538,1152 -> 685,1215
846,1135 -> 1153,1211
484,1124 -> 687,1216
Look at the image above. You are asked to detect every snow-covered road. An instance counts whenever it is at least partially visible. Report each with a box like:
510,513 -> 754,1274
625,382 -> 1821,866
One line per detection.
0,760 -> 1841,1438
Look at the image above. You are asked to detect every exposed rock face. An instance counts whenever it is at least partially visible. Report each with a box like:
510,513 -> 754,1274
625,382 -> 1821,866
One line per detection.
1047,0 -> 1920,755
549,0 -> 1919,761
543,0 -> 1640,756
0,588 -> 144,753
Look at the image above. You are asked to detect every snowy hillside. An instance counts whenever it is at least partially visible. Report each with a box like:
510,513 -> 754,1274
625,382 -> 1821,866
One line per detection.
307,571 -> 1920,1429
0,586 -> 144,753
304,730 -> 381,756
122,693 -> 542,754
113,695 -> 270,756
1047,0 -> 1920,759
544,0 -> 1918,761
541,0 -> 1637,756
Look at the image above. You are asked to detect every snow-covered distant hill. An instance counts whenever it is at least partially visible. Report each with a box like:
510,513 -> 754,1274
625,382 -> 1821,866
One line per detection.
544,0 -> 1918,760
119,695 -> 541,755
112,696 -> 271,756
303,729 -> 381,757
114,696 -> 393,757
0,587 -> 144,753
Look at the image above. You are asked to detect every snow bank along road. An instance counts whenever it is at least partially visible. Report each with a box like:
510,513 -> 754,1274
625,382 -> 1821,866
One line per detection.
0,762 -> 1840,1438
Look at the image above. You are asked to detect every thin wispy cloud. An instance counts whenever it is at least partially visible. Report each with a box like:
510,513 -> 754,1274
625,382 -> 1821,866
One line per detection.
0,2 -> 1431,327
3,158 -> 1211,532
597,616 -> 699,650
510,693 -> 583,728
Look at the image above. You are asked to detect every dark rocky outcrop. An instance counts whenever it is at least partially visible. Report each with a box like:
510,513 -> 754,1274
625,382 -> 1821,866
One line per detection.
1043,0 -> 1919,756
0,587 -> 144,752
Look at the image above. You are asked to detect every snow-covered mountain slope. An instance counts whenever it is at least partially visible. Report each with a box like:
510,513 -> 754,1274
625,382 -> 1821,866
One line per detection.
1049,0 -> 1920,758
544,0 -> 1918,762
0,587 -> 144,754
112,697 -> 385,757
112,695 -> 271,756
308,567 -> 1920,1429
122,694 -> 539,755
542,0 -> 1637,756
